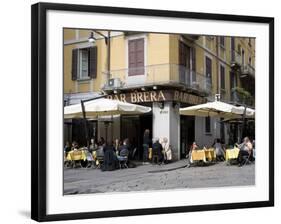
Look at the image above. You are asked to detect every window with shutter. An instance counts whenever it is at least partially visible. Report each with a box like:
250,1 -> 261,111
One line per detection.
71,49 -> 78,81
205,116 -> 211,133
79,49 -> 89,79
128,38 -> 144,76
205,56 -> 212,88
191,47 -> 196,82
220,65 -> 225,90
219,36 -> 225,47
88,47 -> 97,78
72,47 -> 98,80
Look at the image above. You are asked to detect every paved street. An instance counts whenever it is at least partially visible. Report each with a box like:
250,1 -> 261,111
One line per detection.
63,159 -> 255,195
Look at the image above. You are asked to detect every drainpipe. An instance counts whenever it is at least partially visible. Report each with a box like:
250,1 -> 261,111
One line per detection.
107,31 -> 111,81
216,36 -> 221,140
216,36 -> 220,98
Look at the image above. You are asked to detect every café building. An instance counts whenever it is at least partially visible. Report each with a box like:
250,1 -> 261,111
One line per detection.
63,29 -> 255,160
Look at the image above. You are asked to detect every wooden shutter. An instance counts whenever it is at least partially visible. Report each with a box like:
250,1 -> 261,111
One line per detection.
205,56 -> 212,81
220,65 -> 225,89
88,47 -> 97,78
71,49 -> 78,81
231,37 -> 235,61
128,39 -> 136,76
136,38 -> 144,75
179,41 -> 186,66
128,38 -> 144,76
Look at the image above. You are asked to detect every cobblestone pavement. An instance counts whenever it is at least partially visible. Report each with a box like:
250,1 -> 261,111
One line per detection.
63,159 -> 255,195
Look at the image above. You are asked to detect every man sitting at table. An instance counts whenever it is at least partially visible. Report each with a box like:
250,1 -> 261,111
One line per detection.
237,137 -> 253,167
152,138 -> 164,165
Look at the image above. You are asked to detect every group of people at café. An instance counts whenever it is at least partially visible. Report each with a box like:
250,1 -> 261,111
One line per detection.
142,129 -> 173,165
64,137 -> 132,171
186,136 -> 255,167
64,128 -> 173,170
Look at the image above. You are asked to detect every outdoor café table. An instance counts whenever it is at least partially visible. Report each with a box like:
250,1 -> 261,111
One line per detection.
190,149 -> 206,163
66,149 -> 87,161
225,147 -> 240,161
204,148 -> 216,161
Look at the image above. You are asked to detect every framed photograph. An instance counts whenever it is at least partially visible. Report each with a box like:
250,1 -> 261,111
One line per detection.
31,2 -> 274,222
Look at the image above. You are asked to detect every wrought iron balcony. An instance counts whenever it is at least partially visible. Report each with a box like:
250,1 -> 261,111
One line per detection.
230,89 -> 255,107
102,63 -> 212,95
241,64 -> 255,78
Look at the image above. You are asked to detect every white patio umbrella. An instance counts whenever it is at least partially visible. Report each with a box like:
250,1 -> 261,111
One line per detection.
64,98 -> 151,119
179,101 -> 242,119
64,98 -> 151,144
232,106 -> 255,118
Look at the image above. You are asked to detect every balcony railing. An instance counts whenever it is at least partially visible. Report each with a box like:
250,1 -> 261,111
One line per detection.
102,64 -> 212,95
231,90 -> 255,107
241,64 -> 255,77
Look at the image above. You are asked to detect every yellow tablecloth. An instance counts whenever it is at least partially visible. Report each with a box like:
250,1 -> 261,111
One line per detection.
66,150 -> 87,161
191,148 -> 216,163
191,150 -> 206,162
205,148 -> 216,161
225,147 -> 240,161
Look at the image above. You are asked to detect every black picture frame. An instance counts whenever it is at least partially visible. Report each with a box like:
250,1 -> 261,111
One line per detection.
31,2 -> 274,222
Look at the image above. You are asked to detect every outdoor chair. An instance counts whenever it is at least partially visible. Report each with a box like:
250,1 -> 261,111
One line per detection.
117,156 -> 128,169
152,150 -> 159,164
240,150 -> 254,166
63,152 -> 71,168
96,156 -> 104,169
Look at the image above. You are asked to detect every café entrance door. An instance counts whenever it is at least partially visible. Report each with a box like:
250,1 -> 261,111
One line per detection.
180,115 -> 195,159
121,113 -> 152,160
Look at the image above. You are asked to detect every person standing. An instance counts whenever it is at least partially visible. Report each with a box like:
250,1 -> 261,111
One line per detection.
161,137 -> 172,163
143,129 -> 151,164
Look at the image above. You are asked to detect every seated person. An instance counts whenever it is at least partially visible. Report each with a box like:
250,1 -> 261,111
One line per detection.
71,141 -> 79,150
186,141 -> 199,167
152,138 -> 163,164
191,141 -> 199,151
98,137 -> 106,147
113,138 -> 121,153
118,141 -> 129,158
95,145 -> 104,158
88,138 -> 98,153
64,141 -> 71,157
237,137 -> 253,166
212,138 -> 225,161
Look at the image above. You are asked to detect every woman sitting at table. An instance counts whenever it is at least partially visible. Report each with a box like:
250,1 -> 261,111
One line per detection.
237,137 -> 253,166
186,141 -> 198,167
212,138 -> 225,161
113,138 -> 121,153
85,138 -> 98,168
88,138 -> 98,153
71,141 -> 79,150
64,141 -> 71,157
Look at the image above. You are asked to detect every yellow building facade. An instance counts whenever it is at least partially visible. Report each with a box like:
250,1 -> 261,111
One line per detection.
64,29 -> 255,160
